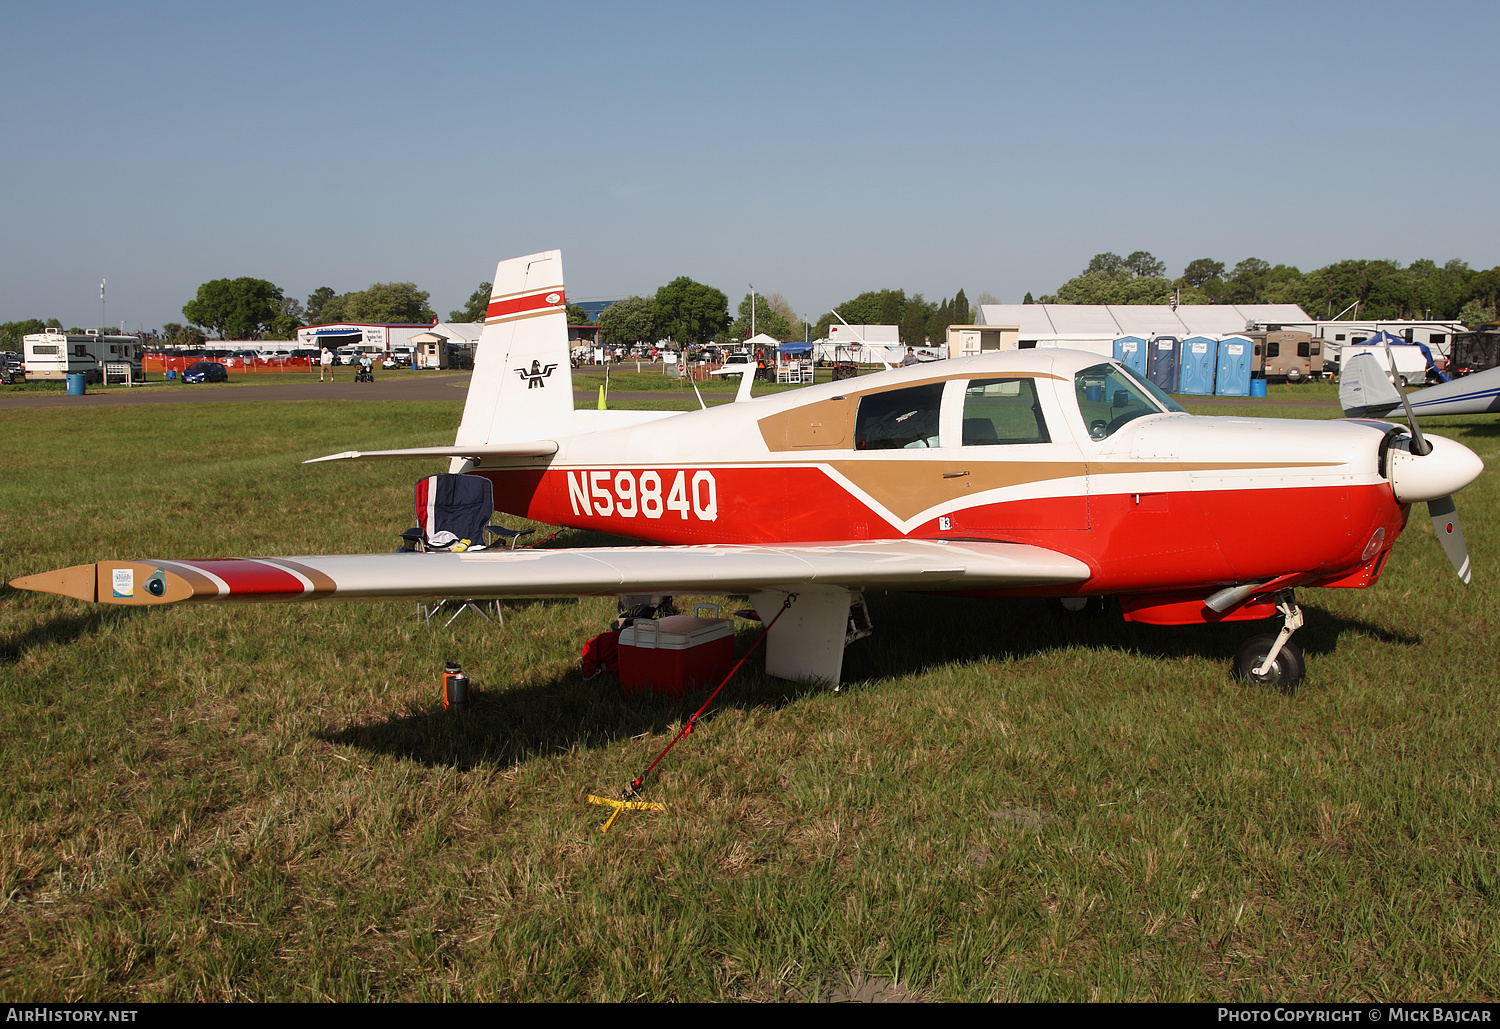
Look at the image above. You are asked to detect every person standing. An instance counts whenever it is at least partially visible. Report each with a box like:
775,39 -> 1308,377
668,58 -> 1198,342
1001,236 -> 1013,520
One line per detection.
320,346 -> 334,382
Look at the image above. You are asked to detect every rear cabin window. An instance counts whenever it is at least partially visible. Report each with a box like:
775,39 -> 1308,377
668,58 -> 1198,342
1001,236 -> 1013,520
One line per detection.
32,345 -> 59,355
1267,341 -> 1281,358
1297,341 -> 1310,357
962,378 -> 1050,445
854,383 -> 944,450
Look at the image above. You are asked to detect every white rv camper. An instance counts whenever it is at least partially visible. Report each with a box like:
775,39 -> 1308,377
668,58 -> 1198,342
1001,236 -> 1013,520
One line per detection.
23,330 -> 144,382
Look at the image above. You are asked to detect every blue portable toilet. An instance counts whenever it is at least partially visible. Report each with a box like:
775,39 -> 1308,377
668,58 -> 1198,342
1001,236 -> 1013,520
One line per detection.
1112,336 -> 1147,375
1215,335 -> 1253,396
1146,335 -> 1181,393
1178,336 -> 1217,395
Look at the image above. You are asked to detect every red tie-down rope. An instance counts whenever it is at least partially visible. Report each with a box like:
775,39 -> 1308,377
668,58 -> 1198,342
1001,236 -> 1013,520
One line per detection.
625,594 -> 798,797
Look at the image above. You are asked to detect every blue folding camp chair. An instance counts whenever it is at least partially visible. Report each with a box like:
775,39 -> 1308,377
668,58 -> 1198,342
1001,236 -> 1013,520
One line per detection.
397,474 -> 535,626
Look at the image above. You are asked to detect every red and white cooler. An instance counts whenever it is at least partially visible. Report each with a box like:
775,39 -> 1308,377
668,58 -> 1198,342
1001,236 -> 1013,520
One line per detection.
618,615 -> 734,697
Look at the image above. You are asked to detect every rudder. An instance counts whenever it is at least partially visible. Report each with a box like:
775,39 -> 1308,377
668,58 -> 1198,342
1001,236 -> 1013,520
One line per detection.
454,250 -> 574,450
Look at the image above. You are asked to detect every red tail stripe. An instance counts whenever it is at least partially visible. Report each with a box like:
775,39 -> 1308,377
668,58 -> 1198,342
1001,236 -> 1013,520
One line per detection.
486,289 -> 565,320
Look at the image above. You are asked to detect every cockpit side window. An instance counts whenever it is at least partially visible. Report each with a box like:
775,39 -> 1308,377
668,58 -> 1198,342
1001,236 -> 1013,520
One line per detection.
854,383 -> 944,450
962,378 -> 1050,445
1074,362 -> 1181,440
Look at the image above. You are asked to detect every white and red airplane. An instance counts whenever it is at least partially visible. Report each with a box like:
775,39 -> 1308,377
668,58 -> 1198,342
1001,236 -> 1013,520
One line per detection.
11,251 -> 1485,691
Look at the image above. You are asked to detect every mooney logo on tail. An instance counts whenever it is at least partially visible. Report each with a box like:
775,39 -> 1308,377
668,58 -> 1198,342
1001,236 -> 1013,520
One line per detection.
515,360 -> 558,388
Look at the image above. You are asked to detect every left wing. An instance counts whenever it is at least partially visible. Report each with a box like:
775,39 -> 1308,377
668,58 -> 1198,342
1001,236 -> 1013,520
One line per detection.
11,539 -> 1090,606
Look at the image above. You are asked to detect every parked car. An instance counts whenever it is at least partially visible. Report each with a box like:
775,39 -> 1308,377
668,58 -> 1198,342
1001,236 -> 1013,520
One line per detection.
182,361 -> 228,384
1,351 -> 24,385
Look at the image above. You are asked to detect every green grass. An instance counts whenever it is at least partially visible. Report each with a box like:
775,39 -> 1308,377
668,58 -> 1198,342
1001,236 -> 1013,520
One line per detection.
1,396 -> 1497,1000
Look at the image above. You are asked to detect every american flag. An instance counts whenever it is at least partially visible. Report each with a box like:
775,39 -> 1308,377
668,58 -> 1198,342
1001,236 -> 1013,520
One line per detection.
1170,289 -> 1179,310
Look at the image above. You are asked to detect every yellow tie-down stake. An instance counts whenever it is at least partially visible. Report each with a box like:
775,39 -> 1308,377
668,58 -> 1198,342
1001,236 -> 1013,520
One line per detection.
587,794 -> 666,833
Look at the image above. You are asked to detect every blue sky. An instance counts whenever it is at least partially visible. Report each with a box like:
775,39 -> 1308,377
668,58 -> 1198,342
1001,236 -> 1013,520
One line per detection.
2,0 -> 1495,332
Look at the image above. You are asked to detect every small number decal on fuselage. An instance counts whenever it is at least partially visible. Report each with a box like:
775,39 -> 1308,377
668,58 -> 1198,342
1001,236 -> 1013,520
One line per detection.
565,470 -> 718,522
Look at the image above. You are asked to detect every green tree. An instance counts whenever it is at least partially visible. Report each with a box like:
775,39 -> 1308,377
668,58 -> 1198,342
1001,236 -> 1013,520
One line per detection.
565,302 -> 591,325
817,288 -> 909,339
448,282 -> 492,323
651,277 -> 729,347
730,292 -> 792,341
1125,251 -> 1166,279
925,292 -> 972,346
161,322 -> 206,346
1041,271 -> 1168,305
597,295 -> 656,346
1085,253 -> 1126,276
182,278 -> 286,339
1179,258 -> 1225,288
306,286 -> 339,324
952,289 -> 970,326
341,282 -> 435,324
265,296 -> 304,340
0,318 -> 48,349
899,294 -> 935,345
1465,267 -> 1500,320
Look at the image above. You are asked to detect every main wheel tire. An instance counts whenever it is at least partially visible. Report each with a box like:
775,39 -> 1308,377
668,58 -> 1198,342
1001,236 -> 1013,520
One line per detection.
841,637 -> 871,683
1234,634 -> 1303,693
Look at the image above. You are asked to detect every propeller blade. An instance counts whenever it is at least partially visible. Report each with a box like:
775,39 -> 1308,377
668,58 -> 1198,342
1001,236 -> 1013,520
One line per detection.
1427,495 -> 1472,584
1384,340 -> 1432,455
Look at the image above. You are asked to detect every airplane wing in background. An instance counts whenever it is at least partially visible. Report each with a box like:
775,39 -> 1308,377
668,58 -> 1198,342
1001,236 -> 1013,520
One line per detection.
11,539 -> 1091,606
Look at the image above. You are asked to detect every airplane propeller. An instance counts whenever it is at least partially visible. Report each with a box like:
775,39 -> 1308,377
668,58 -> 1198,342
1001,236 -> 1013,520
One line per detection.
1384,340 -> 1474,583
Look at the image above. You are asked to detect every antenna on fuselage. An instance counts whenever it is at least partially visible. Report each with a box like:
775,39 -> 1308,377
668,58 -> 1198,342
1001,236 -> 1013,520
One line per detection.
829,309 -> 895,370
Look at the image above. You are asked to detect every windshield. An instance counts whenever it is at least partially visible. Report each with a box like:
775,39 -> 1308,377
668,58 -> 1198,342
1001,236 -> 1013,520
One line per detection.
1074,362 -> 1184,440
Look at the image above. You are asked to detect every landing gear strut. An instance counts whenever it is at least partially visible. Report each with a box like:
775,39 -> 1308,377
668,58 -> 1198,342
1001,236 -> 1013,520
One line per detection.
1233,590 -> 1304,693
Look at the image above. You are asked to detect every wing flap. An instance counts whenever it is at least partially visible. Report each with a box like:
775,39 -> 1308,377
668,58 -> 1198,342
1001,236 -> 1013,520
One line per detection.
11,540 -> 1090,606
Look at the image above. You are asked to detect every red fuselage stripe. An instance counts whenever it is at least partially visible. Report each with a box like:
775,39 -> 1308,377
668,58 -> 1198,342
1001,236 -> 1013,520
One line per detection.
481,466 -> 1405,598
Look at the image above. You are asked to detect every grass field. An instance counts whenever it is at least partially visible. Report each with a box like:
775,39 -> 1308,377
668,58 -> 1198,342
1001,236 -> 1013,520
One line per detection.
1,389 -> 1497,1001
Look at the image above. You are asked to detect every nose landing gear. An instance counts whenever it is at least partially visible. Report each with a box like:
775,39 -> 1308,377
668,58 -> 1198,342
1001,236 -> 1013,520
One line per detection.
1233,590 -> 1305,693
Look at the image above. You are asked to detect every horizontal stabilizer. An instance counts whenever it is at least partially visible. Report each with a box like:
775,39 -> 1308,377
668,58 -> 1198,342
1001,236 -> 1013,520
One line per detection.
10,540 -> 1091,606
304,441 -> 559,465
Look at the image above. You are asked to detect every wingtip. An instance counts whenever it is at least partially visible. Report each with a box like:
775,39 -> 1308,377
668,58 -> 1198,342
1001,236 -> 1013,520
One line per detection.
303,451 -> 358,465
10,564 -> 99,602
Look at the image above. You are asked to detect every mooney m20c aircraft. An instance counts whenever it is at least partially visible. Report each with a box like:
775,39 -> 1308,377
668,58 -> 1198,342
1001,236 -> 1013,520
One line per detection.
13,251 -> 1485,692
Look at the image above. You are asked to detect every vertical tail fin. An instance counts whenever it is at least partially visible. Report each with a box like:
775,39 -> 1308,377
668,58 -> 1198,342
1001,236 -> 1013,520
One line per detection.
1339,352 -> 1402,417
454,250 -> 573,447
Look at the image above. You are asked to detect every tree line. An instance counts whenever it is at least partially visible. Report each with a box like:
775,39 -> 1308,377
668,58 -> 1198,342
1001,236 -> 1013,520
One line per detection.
7,252 -> 1496,353
1037,252 -> 1500,324
593,280 -> 978,350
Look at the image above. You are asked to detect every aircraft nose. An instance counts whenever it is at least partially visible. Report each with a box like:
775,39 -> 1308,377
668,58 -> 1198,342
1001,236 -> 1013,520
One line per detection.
1387,433 -> 1485,503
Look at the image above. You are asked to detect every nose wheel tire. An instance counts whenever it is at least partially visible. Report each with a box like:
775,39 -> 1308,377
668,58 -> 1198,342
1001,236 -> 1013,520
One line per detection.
1234,634 -> 1303,693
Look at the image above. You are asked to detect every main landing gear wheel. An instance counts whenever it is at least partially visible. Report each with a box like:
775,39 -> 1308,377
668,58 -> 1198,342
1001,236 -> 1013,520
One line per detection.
1234,634 -> 1303,693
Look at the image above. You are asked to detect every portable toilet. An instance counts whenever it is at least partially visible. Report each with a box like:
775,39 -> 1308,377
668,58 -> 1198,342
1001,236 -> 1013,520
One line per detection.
1215,335 -> 1253,396
1112,336 -> 1147,375
1146,335 -> 1181,393
1178,336 -> 1217,395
